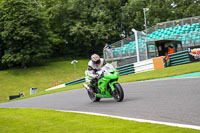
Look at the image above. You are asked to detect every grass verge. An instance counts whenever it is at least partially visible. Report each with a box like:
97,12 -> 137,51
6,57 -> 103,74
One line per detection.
0,59 -> 89,102
0,108 -> 199,133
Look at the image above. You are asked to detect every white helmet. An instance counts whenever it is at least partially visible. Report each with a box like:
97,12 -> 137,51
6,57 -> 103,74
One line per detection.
91,54 -> 100,64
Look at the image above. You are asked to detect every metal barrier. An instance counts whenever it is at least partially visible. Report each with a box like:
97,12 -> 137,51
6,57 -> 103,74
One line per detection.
147,16 -> 200,33
65,78 -> 85,86
104,16 -> 200,63
169,50 -> 191,66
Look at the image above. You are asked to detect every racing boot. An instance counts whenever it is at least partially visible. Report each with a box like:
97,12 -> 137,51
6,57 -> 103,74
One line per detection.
90,79 -> 101,93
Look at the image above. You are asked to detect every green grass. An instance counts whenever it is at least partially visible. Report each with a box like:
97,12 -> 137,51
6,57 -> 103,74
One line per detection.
0,108 -> 199,133
0,59 -> 89,102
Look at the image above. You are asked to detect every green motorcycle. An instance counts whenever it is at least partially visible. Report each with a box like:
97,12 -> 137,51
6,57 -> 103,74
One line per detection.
83,63 -> 124,102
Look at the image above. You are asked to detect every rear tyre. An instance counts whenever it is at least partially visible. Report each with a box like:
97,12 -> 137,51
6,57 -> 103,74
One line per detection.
113,83 -> 124,102
87,91 -> 101,102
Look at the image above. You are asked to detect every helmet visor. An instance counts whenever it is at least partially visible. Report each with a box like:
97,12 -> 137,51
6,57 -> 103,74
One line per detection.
93,59 -> 100,64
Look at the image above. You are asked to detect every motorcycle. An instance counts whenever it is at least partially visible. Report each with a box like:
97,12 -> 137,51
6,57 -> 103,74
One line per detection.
83,63 -> 124,102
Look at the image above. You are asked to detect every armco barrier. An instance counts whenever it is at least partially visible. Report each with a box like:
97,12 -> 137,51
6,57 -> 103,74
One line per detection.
169,50 -> 191,66
65,77 -> 85,86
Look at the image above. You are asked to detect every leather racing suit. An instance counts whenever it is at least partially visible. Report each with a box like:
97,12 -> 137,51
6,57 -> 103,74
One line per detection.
87,58 -> 106,91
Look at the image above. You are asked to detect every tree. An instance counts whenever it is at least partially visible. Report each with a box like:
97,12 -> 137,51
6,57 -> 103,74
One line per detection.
0,0 -> 52,68
121,0 -> 146,36
169,0 -> 200,19
39,0 -> 129,57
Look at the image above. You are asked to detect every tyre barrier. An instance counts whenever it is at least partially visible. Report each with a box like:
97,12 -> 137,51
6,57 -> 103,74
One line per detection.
133,59 -> 154,73
169,50 -> 191,66
9,93 -> 25,100
117,63 -> 135,76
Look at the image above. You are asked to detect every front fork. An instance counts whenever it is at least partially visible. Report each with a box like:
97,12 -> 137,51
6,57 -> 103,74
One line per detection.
109,81 -> 118,91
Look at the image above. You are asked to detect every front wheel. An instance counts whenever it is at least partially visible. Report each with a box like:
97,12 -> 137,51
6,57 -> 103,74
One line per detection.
112,83 -> 124,102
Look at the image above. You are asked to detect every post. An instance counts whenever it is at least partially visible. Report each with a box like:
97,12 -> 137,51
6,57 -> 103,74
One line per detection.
143,8 -> 149,60
143,8 -> 149,33
132,29 -> 140,62
143,9 -> 147,32
71,60 -> 78,80
74,63 -> 77,79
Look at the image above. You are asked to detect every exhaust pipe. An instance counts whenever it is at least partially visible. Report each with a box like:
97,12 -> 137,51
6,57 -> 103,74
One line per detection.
83,83 -> 90,90
83,83 -> 95,94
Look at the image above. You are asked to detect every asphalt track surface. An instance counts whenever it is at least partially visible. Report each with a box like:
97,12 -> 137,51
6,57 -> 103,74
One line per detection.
0,77 -> 200,126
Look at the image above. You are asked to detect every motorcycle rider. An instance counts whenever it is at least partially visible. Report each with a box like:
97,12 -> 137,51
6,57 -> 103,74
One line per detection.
87,54 -> 106,93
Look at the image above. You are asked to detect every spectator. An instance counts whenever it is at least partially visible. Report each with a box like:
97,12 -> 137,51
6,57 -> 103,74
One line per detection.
104,43 -> 113,59
165,52 -> 171,67
104,43 -> 111,50
168,45 -> 174,54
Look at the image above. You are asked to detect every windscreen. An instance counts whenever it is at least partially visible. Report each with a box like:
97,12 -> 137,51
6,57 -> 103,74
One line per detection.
102,64 -> 114,72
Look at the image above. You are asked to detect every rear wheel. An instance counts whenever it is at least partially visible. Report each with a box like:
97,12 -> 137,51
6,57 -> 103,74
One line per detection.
112,83 -> 124,102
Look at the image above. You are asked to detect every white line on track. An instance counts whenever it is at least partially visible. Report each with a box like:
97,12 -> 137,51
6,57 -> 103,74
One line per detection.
57,110 -> 200,130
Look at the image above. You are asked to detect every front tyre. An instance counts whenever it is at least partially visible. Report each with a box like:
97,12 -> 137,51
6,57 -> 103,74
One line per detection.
87,91 -> 101,102
113,83 -> 124,102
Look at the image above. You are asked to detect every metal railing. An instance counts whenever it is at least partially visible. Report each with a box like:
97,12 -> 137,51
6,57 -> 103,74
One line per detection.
104,31 -> 147,62
147,32 -> 200,47
104,35 -> 137,61
109,35 -> 135,48
104,16 -> 200,62
147,16 -> 200,34
104,46 -> 137,61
